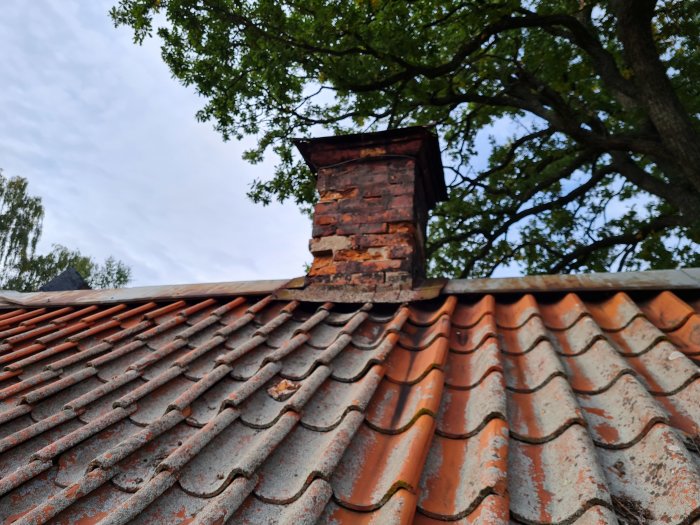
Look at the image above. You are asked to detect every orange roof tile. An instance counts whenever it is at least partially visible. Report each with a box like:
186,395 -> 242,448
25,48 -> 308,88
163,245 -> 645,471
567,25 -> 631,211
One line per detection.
0,276 -> 699,523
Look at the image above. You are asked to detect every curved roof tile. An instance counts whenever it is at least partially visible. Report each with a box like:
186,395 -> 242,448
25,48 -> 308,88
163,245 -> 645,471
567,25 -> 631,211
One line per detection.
0,286 -> 698,523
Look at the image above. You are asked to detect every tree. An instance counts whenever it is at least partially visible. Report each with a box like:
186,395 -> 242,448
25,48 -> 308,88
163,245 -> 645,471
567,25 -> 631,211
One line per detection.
111,0 -> 700,277
0,170 -> 132,291
0,172 -> 43,279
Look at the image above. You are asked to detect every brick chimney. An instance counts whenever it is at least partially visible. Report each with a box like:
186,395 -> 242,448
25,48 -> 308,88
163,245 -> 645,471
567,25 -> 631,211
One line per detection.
294,127 -> 447,289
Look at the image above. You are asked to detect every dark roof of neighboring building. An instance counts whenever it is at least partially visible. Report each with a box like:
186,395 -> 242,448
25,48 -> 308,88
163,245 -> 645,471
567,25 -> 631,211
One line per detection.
0,269 -> 699,524
39,267 -> 91,292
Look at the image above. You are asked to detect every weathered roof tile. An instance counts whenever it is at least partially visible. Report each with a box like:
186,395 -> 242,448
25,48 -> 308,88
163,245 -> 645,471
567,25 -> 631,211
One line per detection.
366,368 -> 443,433
444,339 -> 502,389
507,376 -> 584,443
577,374 -> 668,447
418,418 -> 508,520
508,424 -> 611,524
255,411 -> 363,503
437,372 -> 505,439
0,288 -> 698,523
599,423 -> 700,523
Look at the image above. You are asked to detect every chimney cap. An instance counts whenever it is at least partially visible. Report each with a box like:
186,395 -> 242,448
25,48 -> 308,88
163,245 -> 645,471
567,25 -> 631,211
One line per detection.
294,126 -> 447,209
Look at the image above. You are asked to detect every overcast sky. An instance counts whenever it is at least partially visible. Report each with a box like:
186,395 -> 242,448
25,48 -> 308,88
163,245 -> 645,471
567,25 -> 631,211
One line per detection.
0,0 -> 312,287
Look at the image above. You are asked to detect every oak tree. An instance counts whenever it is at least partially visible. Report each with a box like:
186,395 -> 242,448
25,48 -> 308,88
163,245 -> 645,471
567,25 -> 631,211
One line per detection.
112,0 -> 700,276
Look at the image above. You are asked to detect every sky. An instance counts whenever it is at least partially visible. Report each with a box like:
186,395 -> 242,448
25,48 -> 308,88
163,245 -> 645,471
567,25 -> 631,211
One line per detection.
0,0 -> 312,287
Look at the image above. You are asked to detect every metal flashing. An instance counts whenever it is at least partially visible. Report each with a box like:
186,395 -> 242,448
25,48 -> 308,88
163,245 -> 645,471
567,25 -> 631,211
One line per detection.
444,268 -> 700,295
0,279 -> 293,307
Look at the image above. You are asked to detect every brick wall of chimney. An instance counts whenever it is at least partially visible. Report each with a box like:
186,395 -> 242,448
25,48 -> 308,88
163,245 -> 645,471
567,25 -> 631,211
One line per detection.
307,157 -> 427,287
295,127 -> 446,290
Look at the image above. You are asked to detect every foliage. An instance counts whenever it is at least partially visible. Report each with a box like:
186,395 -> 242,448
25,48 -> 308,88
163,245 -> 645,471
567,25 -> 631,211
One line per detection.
112,0 -> 700,277
0,172 -> 43,278
0,171 -> 132,291
3,245 -> 132,292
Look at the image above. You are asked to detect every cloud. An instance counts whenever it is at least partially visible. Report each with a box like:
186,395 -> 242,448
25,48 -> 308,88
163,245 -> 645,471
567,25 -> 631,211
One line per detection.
0,0 -> 311,286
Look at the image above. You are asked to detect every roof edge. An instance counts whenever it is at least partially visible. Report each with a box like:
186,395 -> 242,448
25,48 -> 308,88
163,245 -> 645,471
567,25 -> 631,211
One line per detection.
0,278 -> 293,307
444,268 -> 700,295
1,268 -> 697,308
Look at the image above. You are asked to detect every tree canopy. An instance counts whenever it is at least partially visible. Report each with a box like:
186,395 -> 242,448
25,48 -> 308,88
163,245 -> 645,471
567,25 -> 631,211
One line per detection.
0,170 -> 132,291
112,0 -> 700,277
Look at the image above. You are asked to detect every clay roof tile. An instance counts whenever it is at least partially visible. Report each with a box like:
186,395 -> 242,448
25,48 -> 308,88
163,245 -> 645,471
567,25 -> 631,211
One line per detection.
0,275 -> 699,523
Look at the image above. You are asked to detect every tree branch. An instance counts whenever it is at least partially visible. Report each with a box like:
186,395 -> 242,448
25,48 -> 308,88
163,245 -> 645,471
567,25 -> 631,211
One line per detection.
609,152 -> 700,221
516,7 -> 639,110
429,151 -> 602,256
610,0 -> 700,191
337,13 -> 611,92
548,213 -> 684,273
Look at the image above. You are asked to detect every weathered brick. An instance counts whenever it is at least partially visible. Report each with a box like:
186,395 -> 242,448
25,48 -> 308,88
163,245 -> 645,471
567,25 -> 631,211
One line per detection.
338,195 -> 390,213
317,171 -> 358,193
309,254 -> 333,268
349,272 -> 387,285
388,168 -> 414,185
314,200 -> 338,215
355,233 -> 414,248
335,222 -> 388,236
388,222 -> 416,234
315,214 -> 337,227
338,208 -> 413,226
361,183 -> 413,199
334,249 -> 383,262
323,171 -> 388,191
388,244 -> 415,259
309,235 -> 352,256
384,271 -> 412,285
306,273 -> 343,285
335,259 -> 404,274
319,187 -> 358,201
308,263 -> 338,276
312,223 -> 337,238
337,160 -> 390,177
390,194 -> 414,209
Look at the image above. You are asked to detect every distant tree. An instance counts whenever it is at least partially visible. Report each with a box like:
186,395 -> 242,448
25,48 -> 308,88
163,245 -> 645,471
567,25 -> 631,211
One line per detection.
3,245 -> 132,292
112,0 -> 700,277
0,172 -> 43,279
0,170 -> 132,291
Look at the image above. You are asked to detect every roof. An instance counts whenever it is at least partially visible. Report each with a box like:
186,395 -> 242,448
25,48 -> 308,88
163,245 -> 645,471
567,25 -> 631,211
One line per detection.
0,269 -> 699,524
39,267 -> 91,292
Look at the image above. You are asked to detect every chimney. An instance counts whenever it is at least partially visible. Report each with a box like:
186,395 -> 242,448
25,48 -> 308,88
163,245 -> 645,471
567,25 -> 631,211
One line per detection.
294,127 -> 447,289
